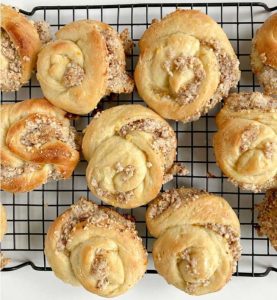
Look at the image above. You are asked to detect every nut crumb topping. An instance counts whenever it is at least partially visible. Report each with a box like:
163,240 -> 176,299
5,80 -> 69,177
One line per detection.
240,125 -> 260,152
225,92 -> 277,112
56,197 -> 141,252
119,28 -> 133,55
102,29 -> 134,94
115,162 -> 136,182
91,249 -> 110,290
0,163 -> 39,181
202,39 -> 240,109
203,223 -> 241,272
148,188 -> 206,219
63,62 -> 85,88
256,189 -> 277,251
20,114 -> 78,152
119,118 -> 176,167
34,21 -> 51,44
0,29 -> 22,91
163,55 -> 206,105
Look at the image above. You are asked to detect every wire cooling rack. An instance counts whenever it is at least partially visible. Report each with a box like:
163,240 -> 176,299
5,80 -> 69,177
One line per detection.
1,2 -> 277,277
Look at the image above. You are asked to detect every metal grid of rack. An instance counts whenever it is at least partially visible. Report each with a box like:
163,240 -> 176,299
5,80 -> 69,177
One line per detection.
1,2 -> 277,276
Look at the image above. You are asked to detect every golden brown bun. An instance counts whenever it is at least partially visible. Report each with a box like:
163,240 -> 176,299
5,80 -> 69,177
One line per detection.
82,104 -> 182,209
0,203 -> 7,241
213,92 -> 277,192
256,189 -> 277,251
37,20 -> 134,115
0,5 -> 42,91
146,187 -> 241,296
251,13 -> 277,95
45,197 -> 147,297
0,98 -> 80,193
135,10 -> 240,123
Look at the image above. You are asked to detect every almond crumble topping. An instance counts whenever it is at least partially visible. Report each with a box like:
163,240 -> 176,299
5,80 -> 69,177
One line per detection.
0,29 -> 22,91
119,28 -> 133,55
203,223 -> 242,272
63,62 -> 85,88
256,189 -> 277,251
102,29 -> 134,94
178,248 -> 199,275
0,163 -> 39,181
163,163 -> 189,183
91,249 -> 110,290
119,118 -> 176,163
163,55 -> 206,105
264,141 -> 276,160
20,114 -> 79,152
115,162 -> 136,182
240,125 -> 260,152
225,92 -> 277,112
92,177 -> 135,204
258,66 -> 277,94
34,21 -> 51,44
202,39 -> 240,109
148,189 -> 206,219
56,197 -> 141,252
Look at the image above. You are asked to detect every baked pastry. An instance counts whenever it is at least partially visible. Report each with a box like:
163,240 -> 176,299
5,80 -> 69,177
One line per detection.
251,13 -> 277,95
45,197 -> 147,297
213,92 -> 277,192
82,105 -> 186,209
0,203 -> 9,269
0,203 -> 7,241
256,189 -> 277,251
134,10 -> 240,123
37,20 -> 134,115
0,98 -> 80,193
146,187 -> 241,296
0,5 -> 51,92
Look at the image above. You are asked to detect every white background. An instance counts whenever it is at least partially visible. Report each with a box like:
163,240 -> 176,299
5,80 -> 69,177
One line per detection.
1,0 -> 277,300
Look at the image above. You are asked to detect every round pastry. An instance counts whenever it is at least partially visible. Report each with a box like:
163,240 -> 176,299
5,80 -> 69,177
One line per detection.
134,10 -> 240,123
45,197 -> 147,297
0,98 -> 80,193
213,92 -> 277,192
0,203 -> 7,241
0,5 -> 50,92
37,20 -> 134,115
256,189 -> 277,251
146,187 -> 241,296
251,13 -> 277,95
82,104 -> 184,209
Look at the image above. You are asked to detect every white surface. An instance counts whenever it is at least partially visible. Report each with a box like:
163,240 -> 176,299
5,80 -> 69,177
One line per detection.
1,0 -> 277,300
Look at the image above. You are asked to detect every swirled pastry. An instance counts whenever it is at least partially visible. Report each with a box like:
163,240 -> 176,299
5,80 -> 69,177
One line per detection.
82,105 -> 184,209
251,13 -> 277,95
0,203 -> 9,269
256,189 -> 277,251
45,197 -> 147,297
135,10 -> 240,123
0,99 -> 80,193
0,203 -> 7,242
0,5 -> 51,92
37,20 -> 134,115
213,92 -> 277,192
146,188 -> 241,296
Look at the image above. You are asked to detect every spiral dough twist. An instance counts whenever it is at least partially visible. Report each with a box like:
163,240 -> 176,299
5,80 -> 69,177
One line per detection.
82,105 -> 181,208
213,92 -> 277,192
0,99 -> 80,193
135,10 -> 240,123
146,188 -> 241,296
45,197 -> 147,297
